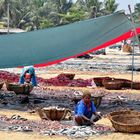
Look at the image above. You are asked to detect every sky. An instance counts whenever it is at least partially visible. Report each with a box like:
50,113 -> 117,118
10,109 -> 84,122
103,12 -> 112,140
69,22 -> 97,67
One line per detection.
115,0 -> 140,13
72,0 -> 140,13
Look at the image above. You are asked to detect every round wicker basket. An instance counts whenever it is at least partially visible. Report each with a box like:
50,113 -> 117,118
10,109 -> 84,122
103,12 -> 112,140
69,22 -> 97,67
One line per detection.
5,82 -> 33,94
6,82 -> 23,92
93,77 -> 111,87
37,106 -> 71,121
110,114 -> 140,133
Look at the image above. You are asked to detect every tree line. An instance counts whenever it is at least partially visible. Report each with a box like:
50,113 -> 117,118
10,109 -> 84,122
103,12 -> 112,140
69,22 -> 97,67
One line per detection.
0,0 -> 139,31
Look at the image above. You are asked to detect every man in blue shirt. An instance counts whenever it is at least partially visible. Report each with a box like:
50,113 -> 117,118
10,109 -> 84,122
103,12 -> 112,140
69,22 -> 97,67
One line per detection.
74,91 -> 101,126
19,66 -> 37,86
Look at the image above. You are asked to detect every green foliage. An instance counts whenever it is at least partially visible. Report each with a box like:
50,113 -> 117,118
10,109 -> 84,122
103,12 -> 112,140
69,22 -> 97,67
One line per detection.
103,0 -> 118,14
59,6 -> 86,24
40,19 -> 54,29
134,3 -> 140,22
0,0 -> 139,31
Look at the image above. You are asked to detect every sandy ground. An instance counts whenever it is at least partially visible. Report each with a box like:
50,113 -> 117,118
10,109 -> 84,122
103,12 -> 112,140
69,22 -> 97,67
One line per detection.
0,109 -> 140,140
0,69 -> 140,140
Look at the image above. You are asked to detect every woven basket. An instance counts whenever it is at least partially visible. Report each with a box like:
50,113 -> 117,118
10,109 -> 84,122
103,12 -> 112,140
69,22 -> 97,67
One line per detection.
103,80 -> 123,90
93,77 -> 111,87
103,78 -> 130,88
110,114 -> 140,133
37,107 -> 71,121
6,82 -> 24,92
0,82 -> 4,89
6,82 -> 33,94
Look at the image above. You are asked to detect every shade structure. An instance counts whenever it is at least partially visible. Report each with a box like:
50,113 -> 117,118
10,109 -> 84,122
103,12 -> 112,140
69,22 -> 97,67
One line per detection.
0,11 -> 140,68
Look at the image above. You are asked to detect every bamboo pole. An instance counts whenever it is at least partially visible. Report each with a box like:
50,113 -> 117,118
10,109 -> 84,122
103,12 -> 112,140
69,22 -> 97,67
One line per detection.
128,5 -> 140,89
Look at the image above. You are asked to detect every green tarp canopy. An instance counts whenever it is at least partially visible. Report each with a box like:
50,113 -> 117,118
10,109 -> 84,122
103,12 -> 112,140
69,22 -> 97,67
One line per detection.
0,11 -> 140,68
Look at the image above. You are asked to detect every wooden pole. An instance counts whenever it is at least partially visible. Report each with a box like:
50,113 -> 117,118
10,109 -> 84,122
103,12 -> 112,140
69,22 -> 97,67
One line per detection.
128,5 -> 135,89
128,5 -> 140,89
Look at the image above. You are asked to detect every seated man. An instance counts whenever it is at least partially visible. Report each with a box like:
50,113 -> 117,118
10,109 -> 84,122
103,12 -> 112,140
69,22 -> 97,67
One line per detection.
74,91 -> 101,126
19,66 -> 37,86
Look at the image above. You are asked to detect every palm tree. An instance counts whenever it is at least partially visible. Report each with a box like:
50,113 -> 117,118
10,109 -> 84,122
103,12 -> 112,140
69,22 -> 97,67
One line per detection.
103,0 -> 118,15
0,0 -> 5,17
76,0 -> 103,18
0,0 -> 22,27
18,0 -> 48,30
134,3 -> 140,22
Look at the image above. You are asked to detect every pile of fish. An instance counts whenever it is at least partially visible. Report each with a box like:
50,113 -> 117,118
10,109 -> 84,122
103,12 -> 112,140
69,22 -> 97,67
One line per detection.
0,114 -> 113,138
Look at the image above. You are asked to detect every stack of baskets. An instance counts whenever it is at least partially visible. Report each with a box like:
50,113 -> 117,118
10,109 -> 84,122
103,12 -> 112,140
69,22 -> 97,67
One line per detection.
37,106 -> 71,121
108,109 -> 140,133
5,82 -> 33,95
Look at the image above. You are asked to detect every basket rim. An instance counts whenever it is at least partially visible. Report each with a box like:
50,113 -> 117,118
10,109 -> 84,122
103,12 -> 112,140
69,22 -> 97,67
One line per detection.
108,109 -> 140,116
38,107 -> 71,120
110,114 -> 140,126
108,109 -> 138,114
42,106 -> 70,111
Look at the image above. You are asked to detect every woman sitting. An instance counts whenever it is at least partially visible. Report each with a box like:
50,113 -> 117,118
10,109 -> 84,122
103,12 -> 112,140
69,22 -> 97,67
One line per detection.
74,91 -> 101,126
